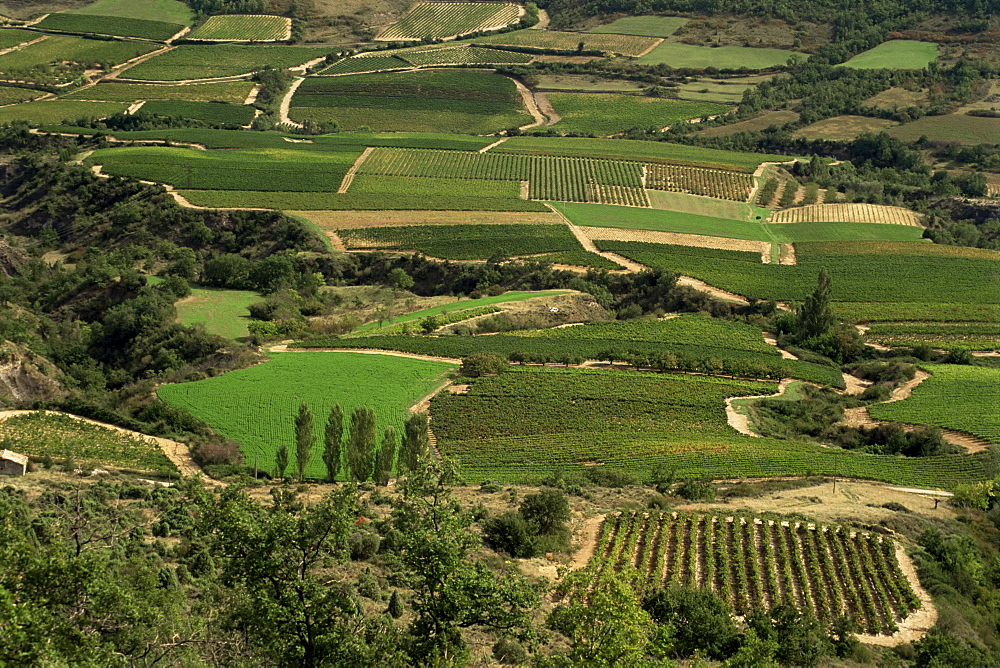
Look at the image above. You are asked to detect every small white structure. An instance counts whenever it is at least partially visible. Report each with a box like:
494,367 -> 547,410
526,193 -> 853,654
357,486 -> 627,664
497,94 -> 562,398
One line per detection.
0,449 -> 28,476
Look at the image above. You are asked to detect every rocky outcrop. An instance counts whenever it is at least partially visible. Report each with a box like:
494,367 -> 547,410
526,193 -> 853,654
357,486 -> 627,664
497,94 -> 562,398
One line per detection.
0,341 -> 66,407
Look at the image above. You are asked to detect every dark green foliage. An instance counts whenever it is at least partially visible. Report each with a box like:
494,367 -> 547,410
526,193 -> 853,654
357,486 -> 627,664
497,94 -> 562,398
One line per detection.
375,426 -> 397,486
323,404 -> 344,483
746,603 -> 834,668
294,402 -> 314,482
796,269 -> 836,340
519,489 -> 570,536
387,590 -> 404,619
460,352 -> 509,377
274,443 -> 289,479
35,13 -> 183,40
400,413 -> 429,473
642,585 -> 739,660
347,406 -> 377,482
483,511 -> 537,558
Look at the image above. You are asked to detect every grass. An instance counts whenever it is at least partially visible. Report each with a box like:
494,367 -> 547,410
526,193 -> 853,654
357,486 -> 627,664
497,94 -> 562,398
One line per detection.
339,224 -> 582,258
68,0 -> 194,24
0,29 -> 40,49
771,222 -> 924,242
645,191 -> 762,220
588,16 -> 688,37
0,100 -> 127,124
543,93 -> 728,135
793,115 -> 898,141
475,29 -> 659,57
348,174 -> 522,199
157,352 -> 456,478
179,190 -> 548,211
141,100 -> 255,125
697,110 -> 800,136
494,135 -> 791,172
354,290 -> 569,332
0,85 -> 45,105
121,45 -> 330,81
290,69 -> 530,133
637,42 -> 799,69
175,287 -> 259,340
188,15 -> 289,41
552,202 -> 770,239
887,114 -> 1000,145
64,81 -> 254,103
870,365 -> 1000,443
430,366 -> 982,488
0,411 -> 175,473
840,40 -> 938,70
535,74 -> 646,92
34,12 -> 182,41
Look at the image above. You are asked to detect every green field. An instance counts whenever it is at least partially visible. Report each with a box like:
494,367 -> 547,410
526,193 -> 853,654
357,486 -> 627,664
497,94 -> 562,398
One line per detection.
430,366 -> 982,488
179,190 -> 548,211
863,322 -> 1000,350
675,79 -> 756,104
175,287 -> 259,340
887,114 -> 1000,145
34,12 -> 183,41
348,174 -> 522,200
647,190 -> 764,219
0,100 -> 128,125
0,35 -> 159,84
493,135 -> 790,172
588,15 -> 688,37
0,85 -> 45,106
157,352 -> 456,478
836,302 -> 1000,324
598,240 -> 1000,305
637,42 -> 799,69
121,45 -> 330,80
340,224 -> 582,258
141,100 -> 255,125
870,365 -> 1000,442
379,2 -> 521,40
355,290 -> 569,332
773,222 -> 924,242
68,0 -> 193,24
474,29 -> 659,57
544,93 -> 728,135
187,14 -> 289,41
552,202 -> 770,239
840,40 -> 938,70
535,74 -> 647,93
0,411 -> 175,473
397,45 -> 533,66
64,81 -> 254,103
0,29 -> 41,49
290,69 -> 530,133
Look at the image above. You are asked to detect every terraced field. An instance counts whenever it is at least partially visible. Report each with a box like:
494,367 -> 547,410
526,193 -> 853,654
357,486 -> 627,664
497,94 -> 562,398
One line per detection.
474,29 -> 659,57
379,2 -> 521,40
34,12 -> 183,40
63,81 -> 255,103
0,35 -> 159,85
121,45 -> 330,80
187,15 -> 290,41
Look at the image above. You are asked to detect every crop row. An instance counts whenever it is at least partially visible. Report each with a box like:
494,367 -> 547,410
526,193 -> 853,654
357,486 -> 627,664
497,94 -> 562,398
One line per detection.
579,512 -> 920,634
339,224 -> 580,259
864,322 -> 1000,351
188,15 -> 290,41
645,163 -> 754,201
296,69 -> 522,104
35,12 -> 183,41
379,2 -> 520,40
141,100 -> 255,125
0,35 -> 159,85
320,55 -> 412,75
400,45 -> 533,66
180,190 -> 548,211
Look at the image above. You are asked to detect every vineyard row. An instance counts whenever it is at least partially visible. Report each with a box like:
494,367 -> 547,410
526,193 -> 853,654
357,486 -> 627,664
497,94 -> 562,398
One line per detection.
581,512 -> 920,636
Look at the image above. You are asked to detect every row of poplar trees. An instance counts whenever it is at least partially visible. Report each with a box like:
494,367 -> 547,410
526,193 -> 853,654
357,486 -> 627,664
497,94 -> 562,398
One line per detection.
274,403 -> 430,483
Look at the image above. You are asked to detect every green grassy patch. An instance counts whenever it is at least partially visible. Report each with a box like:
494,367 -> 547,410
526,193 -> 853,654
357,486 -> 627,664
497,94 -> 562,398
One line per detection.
179,190 -> 548,211
645,190 -> 762,220
588,15 -> 688,37
887,114 -> 1000,145
34,12 -> 182,41
69,0 -> 193,24
355,290 -> 569,332
63,81 -> 254,103
121,45 -> 330,81
770,222 -> 924,242
340,223 -> 581,258
0,29 -> 41,49
0,85 -> 45,105
870,364 -> 1000,442
638,42 -> 799,69
157,352 -> 456,478
474,28 -> 658,56
175,286 -> 259,340
0,100 -> 128,125
543,92 -> 728,135
141,100 -> 255,125
840,40 -> 938,70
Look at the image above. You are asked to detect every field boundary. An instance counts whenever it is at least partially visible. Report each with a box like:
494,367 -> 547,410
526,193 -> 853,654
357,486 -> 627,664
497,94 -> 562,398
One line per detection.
338,146 -> 374,193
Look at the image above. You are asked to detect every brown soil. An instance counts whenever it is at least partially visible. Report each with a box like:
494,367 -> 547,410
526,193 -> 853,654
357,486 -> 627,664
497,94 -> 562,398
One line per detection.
725,379 -> 792,436
533,91 -> 561,126
512,77 -> 545,130
579,225 -> 771,256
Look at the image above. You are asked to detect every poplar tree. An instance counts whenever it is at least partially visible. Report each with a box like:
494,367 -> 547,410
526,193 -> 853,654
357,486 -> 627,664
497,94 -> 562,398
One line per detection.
323,403 -> 344,483
375,426 -> 397,486
400,413 -> 430,472
294,402 -> 315,482
347,405 -> 377,482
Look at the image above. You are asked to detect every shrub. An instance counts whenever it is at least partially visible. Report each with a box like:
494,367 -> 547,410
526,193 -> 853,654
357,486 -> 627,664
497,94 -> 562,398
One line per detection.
460,352 -> 508,377
483,511 -> 537,558
349,531 -> 381,560
674,478 -> 716,501
583,467 -> 638,488
493,637 -> 528,665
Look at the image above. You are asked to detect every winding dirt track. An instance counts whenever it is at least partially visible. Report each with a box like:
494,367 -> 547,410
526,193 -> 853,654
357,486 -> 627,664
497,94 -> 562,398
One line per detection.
725,379 -> 793,436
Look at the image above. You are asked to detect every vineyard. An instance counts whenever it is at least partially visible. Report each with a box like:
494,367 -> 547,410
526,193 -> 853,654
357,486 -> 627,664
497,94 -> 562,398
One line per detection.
645,163 -> 755,201
320,55 -> 412,75
869,364 -> 1000,443
120,45 -> 330,80
769,203 -> 922,225
339,224 -> 581,259
579,511 -> 920,635
398,45 -> 533,66
141,100 -> 255,125
157,352 -> 456,478
294,70 -> 523,105
544,93 -> 728,136
862,321 -> 1000,350
179,190 -> 548,211
474,29 -> 659,57
187,15 -> 290,41
0,35 -> 159,85
0,412 -> 176,473
64,81 -> 255,103
34,13 -> 184,40
0,100 -> 129,125
378,2 -> 521,40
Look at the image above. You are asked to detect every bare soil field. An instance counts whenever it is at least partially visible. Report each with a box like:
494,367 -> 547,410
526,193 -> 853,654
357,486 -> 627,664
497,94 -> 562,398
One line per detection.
770,203 -> 923,225
290,209 -> 564,229
579,225 -> 771,257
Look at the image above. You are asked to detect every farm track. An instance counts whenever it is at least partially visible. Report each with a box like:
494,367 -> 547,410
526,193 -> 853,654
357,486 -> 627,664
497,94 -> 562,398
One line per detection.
512,78 -> 545,130
534,91 -> 560,126
725,379 -> 794,436
0,409 -> 204,478
280,76 -> 305,128
338,147 -> 374,193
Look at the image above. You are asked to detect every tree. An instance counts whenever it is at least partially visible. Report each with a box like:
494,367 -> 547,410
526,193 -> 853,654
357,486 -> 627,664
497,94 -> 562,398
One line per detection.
400,413 -> 430,473
323,404 -> 344,483
275,444 -> 289,480
519,489 -> 570,536
294,403 -> 314,482
642,584 -> 739,660
796,269 -> 836,340
387,590 -> 403,619
347,406 -> 377,482
375,426 -> 397,486
483,512 -> 537,558
387,268 -> 414,292
460,352 -> 508,377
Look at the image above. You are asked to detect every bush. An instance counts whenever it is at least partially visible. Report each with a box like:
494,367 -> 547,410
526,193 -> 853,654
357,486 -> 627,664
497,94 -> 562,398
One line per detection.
349,531 -> 381,560
483,511 -> 537,558
460,352 -> 508,377
493,637 -> 528,665
519,489 -> 570,535
583,467 -> 638,488
674,478 -> 716,501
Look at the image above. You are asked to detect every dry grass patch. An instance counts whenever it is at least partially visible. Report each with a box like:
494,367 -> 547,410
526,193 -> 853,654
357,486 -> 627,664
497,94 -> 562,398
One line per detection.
579,225 -> 770,257
290,209 -> 564,230
864,87 -> 928,109
698,110 -> 800,137
793,115 -> 898,141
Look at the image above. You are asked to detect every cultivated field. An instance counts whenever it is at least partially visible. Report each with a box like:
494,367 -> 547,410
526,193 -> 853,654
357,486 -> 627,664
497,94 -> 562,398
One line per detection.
339,223 -> 582,258
141,100 -> 255,125
179,190 -> 548,211
534,74 -> 646,92
0,100 -> 128,124
34,12 -> 183,41
887,114 -> 1000,145
552,202 -> 768,239
0,28 -> 45,49
64,80 -> 255,103
67,0 -> 194,24
353,290 -> 569,332
319,54 -> 412,75
474,29 -> 659,57
157,352 -> 456,478
0,85 -> 45,105
580,511 -> 920,635
637,41 -> 798,69
544,92 -> 728,135
863,322 -> 1000,351
793,115 -> 898,141
769,203 -> 923,225
869,365 -> 1000,443
120,45 -> 330,80
840,40 -> 939,70
395,45 -> 533,66
588,15 -> 689,37
0,411 -> 175,473
378,2 -> 520,40
187,15 -> 290,41
174,286 -> 258,340
0,35 -> 159,85
697,110 -> 800,136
